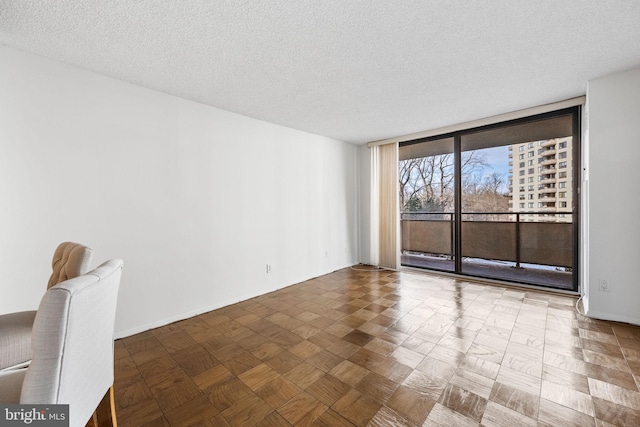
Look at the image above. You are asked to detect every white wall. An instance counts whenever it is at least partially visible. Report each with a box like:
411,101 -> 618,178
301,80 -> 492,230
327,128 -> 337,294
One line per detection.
584,66 -> 640,325
0,46 -> 359,337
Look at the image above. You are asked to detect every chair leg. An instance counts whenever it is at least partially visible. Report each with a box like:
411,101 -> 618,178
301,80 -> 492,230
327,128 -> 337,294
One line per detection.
88,386 -> 118,427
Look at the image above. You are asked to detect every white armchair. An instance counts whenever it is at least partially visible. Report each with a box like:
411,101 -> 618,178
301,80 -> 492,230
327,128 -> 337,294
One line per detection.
0,242 -> 93,371
0,258 -> 123,427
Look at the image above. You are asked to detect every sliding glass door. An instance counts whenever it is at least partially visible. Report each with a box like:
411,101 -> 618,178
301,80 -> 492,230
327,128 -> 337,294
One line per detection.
399,107 -> 580,291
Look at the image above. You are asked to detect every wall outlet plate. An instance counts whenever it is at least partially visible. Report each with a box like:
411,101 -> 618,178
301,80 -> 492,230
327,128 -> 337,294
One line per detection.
599,279 -> 609,292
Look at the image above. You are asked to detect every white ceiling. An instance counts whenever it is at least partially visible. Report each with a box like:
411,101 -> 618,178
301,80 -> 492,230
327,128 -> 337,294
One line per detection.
1,1 -> 640,144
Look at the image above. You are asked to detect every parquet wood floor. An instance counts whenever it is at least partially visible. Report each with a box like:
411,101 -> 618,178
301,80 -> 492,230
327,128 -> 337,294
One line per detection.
114,267 -> 640,426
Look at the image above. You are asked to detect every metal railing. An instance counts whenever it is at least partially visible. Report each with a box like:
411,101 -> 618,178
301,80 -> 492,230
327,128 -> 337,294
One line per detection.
400,211 -> 573,268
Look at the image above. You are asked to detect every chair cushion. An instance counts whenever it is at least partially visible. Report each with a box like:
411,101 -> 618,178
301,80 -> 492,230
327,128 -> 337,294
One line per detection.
47,242 -> 93,289
0,311 -> 37,371
0,368 -> 27,403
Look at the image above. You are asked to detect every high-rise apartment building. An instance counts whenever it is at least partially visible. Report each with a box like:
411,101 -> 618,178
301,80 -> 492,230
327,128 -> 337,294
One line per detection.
508,137 -> 573,222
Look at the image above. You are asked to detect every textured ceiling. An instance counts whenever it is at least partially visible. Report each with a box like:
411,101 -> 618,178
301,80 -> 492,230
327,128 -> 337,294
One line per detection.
1,1 -> 640,144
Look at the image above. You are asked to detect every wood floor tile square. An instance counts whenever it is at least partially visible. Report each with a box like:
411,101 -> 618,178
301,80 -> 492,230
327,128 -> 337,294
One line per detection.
537,398 -> 596,427
255,376 -> 301,409
331,389 -> 382,427
329,360 -> 371,387
366,406 -> 417,427
289,339 -> 324,359
116,398 -> 165,427
423,402 -> 478,427
163,395 -> 219,427
542,364 -> 590,394
171,346 -> 219,377
277,391 -> 327,425
193,364 -> 234,391
223,350 -> 263,376
592,396 -> 640,427
221,394 -> 274,427
306,349 -> 344,373
306,374 -> 352,406
588,377 -> 640,410
355,371 -> 399,404
284,361 -> 326,389
342,329 -> 375,346
370,357 -> 413,384
402,370 -> 448,401
449,367 -> 495,399
438,383 -> 487,422
540,381 -> 594,416
489,382 -> 539,419
205,378 -> 256,412
310,408 -> 357,427
253,412 -> 292,427
238,363 -> 280,391
481,401 -> 536,427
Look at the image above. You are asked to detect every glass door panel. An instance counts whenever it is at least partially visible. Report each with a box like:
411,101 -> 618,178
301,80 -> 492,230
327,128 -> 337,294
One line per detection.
459,116 -> 576,290
399,137 -> 456,272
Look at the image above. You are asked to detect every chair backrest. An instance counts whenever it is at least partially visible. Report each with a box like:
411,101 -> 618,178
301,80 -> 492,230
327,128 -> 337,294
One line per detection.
21,259 -> 123,427
47,242 -> 94,289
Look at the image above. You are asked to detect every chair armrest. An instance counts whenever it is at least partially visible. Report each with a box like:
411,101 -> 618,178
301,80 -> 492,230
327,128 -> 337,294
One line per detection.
0,311 -> 37,371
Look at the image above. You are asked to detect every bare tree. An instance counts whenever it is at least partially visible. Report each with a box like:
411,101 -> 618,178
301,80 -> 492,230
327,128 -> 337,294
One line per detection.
399,151 -> 488,215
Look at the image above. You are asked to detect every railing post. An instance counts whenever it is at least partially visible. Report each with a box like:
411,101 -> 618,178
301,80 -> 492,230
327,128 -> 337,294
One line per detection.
515,213 -> 521,268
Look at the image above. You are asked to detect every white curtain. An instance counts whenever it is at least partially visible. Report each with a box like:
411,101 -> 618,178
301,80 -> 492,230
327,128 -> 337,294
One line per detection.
370,142 -> 399,269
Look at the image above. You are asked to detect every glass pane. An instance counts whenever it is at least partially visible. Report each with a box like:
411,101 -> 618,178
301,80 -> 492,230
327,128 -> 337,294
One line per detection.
460,118 -> 574,290
399,137 -> 455,272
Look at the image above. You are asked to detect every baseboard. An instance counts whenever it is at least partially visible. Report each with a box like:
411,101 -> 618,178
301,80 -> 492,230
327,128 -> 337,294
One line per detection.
583,298 -> 640,327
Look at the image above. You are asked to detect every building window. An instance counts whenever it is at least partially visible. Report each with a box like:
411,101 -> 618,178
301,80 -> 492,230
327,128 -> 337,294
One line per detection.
528,194 -> 534,200
519,162 -> 525,167
519,186 -> 525,192
519,178 -> 525,184
519,154 -> 525,160
559,192 -> 566,198
559,171 -> 567,178
519,170 -> 525,176
528,185 -> 534,191
528,202 -> 534,208
528,168 -> 534,174
519,146 -> 525,152
528,159 -> 534,166
528,151 -> 535,157
538,202 -> 545,208
528,177 -> 534,183
559,201 -> 568,208
519,203 -> 525,208
520,195 -> 525,200
559,141 -> 567,149
559,181 -> 566,188
559,151 -> 567,159
528,142 -> 534,149
559,161 -> 567,168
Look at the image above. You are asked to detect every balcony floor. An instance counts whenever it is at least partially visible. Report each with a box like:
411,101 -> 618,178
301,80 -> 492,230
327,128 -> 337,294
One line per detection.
401,253 -> 574,291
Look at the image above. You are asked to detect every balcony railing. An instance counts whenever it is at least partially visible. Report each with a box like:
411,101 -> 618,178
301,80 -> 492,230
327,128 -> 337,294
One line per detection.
401,211 -> 573,268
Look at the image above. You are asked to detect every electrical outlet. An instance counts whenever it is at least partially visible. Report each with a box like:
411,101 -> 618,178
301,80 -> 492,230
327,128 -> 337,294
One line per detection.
266,264 -> 272,273
599,279 -> 609,292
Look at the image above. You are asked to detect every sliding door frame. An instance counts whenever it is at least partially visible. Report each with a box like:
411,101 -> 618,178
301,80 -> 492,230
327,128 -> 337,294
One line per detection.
400,106 -> 582,292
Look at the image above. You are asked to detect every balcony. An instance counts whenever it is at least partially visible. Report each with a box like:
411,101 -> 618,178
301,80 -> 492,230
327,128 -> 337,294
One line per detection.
541,140 -> 556,147
401,211 -> 573,290
539,177 -> 556,185
541,149 -> 557,156
540,158 -> 557,166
